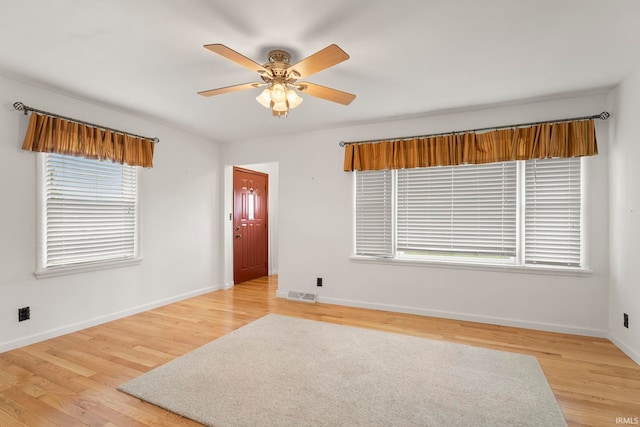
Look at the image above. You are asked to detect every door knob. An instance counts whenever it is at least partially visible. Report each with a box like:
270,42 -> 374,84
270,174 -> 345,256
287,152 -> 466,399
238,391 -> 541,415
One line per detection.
236,234 -> 241,239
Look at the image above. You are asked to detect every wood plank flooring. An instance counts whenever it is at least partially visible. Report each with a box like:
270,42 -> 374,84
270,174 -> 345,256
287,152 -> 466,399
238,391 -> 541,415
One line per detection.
0,276 -> 638,426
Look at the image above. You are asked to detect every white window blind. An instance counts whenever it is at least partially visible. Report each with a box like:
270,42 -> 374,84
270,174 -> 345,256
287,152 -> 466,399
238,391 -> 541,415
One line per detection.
355,170 -> 393,257
42,153 -> 138,269
397,162 -> 517,258
353,157 -> 585,271
525,157 -> 581,267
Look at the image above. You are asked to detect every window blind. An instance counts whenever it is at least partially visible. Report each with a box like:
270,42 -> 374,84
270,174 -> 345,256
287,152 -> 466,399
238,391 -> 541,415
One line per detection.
43,153 -> 137,268
355,170 -> 393,257
396,162 -> 517,258
525,157 -> 581,267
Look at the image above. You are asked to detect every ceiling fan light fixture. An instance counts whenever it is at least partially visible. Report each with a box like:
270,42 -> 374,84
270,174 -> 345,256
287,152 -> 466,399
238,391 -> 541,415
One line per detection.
256,84 -> 301,114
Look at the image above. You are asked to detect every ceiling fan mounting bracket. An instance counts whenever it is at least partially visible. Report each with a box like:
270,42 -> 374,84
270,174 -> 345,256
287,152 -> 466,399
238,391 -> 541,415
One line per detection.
267,50 -> 291,64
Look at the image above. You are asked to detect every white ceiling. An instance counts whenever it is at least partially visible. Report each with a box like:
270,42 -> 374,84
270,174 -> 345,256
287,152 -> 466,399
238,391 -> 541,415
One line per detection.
1,0 -> 639,143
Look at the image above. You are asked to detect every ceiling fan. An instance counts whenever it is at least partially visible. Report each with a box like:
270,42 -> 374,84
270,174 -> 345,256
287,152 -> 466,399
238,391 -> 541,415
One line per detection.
198,44 -> 356,117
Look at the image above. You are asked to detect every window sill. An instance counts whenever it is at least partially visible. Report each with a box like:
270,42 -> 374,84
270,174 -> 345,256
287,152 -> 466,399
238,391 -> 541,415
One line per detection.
349,255 -> 592,277
35,257 -> 143,279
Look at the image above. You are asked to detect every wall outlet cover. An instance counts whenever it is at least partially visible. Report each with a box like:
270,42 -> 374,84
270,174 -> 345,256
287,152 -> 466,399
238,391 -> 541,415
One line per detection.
624,313 -> 629,328
18,306 -> 30,322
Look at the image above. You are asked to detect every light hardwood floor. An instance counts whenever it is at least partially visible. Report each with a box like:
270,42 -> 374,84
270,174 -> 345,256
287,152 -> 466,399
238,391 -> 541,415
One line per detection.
0,276 -> 638,426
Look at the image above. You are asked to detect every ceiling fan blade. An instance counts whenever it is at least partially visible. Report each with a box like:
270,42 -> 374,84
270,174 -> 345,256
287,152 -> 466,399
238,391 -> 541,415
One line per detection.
290,44 -> 349,79
297,82 -> 356,105
204,44 -> 269,75
198,82 -> 261,97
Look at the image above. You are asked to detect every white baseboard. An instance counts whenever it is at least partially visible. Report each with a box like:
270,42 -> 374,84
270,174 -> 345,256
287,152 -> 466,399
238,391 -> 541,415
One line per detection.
609,334 -> 640,366
224,281 -> 234,289
275,291 -> 607,338
0,284 -> 221,353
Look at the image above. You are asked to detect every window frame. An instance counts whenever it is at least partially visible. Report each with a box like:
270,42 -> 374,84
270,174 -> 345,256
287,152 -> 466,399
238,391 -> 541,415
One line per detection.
352,158 -> 591,276
35,153 -> 142,279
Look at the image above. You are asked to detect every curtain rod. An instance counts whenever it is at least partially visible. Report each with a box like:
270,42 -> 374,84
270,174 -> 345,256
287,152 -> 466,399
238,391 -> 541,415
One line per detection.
13,102 -> 160,144
338,111 -> 610,147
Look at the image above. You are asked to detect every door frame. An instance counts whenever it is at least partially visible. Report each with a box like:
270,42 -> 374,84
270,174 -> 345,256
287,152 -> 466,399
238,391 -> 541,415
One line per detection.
223,162 -> 279,289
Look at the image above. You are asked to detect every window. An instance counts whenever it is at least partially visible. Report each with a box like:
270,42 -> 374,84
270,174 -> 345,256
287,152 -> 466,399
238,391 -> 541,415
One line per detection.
36,153 -> 140,277
354,157 -> 584,270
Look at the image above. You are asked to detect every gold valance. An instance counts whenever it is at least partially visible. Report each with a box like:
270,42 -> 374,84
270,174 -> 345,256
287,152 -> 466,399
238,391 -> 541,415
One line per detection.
343,119 -> 598,172
21,112 -> 155,168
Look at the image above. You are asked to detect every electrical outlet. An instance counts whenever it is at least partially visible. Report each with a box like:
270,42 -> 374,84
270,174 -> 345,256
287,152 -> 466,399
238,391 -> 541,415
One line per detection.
316,277 -> 323,287
18,307 -> 30,322
624,313 -> 629,329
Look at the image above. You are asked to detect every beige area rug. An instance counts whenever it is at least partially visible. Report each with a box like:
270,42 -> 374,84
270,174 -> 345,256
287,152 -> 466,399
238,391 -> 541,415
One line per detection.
118,314 -> 567,427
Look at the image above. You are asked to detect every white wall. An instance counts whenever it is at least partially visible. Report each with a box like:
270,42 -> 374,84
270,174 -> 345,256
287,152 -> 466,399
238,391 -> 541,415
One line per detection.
0,74 -> 223,352
222,92 -> 611,337
609,66 -> 640,364
0,71 -> 618,352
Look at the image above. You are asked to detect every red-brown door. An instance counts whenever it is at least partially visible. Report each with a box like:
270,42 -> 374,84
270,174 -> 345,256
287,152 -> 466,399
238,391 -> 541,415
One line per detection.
233,167 -> 268,284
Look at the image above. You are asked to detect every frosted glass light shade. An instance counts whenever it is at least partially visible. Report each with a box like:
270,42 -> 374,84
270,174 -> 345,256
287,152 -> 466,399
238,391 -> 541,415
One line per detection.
286,90 -> 303,109
256,89 -> 271,108
272,101 -> 288,112
270,84 -> 286,102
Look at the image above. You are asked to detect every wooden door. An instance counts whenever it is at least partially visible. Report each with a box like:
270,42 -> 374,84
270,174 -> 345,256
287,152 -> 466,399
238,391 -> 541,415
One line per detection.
233,167 -> 268,284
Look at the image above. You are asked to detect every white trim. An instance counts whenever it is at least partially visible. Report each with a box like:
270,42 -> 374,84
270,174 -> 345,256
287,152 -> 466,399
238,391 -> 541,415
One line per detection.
35,257 -> 143,279
224,281 -> 235,290
515,160 -> 525,266
0,285 -> 221,353
609,334 -> 640,367
580,157 -> 589,268
276,291 -> 606,337
349,255 -> 593,277
36,153 -> 46,270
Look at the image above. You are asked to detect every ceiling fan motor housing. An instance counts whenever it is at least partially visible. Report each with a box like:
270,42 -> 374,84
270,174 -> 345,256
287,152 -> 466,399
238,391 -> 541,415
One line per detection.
262,50 -> 298,83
